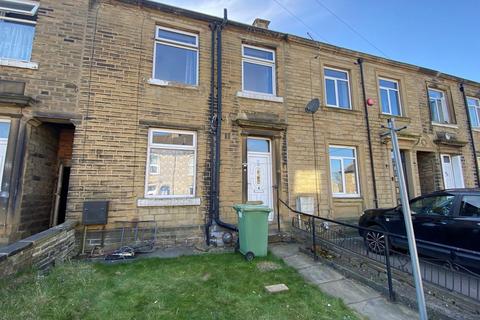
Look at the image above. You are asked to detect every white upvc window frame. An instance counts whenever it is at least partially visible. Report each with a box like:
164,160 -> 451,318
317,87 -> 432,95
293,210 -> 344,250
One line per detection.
0,0 -> 38,64
467,97 -> 480,128
145,128 -> 197,199
152,26 -> 199,86
329,145 -> 360,198
379,77 -> 402,116
324,67 -> 352,109
241,44 -> 276,96
428,88 -> 451,124
0,0 -> 38,15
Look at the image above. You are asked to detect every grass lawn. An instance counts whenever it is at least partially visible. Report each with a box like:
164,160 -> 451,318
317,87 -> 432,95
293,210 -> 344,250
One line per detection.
0,252 -> 359,320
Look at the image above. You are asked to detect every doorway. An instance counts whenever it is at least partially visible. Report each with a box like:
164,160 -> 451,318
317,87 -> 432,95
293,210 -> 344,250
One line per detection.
246,137 -> 274,221
440,154 -> 464,189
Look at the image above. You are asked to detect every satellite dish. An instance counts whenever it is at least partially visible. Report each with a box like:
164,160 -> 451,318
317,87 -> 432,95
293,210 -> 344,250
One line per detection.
305,98 -> 320,114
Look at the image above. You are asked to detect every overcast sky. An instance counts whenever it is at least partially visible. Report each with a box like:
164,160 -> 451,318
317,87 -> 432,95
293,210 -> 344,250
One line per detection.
153,0 -> 480,82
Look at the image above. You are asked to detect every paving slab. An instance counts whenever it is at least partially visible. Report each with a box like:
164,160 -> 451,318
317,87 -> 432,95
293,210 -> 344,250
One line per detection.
298,264 -> 344,285
264,283 -> 289,293
143,247 -> 198,258
268,243 -> 299,258
318,278 -> 381,304
283,253 -> 316,270
349,297 -> 418,320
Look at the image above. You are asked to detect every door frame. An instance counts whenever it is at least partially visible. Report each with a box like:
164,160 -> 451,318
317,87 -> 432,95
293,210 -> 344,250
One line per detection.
246,137 -> 274,219
241,130 -> 281,214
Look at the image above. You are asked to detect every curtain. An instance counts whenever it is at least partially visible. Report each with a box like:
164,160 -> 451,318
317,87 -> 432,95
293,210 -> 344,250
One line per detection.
0,20 -> 35,61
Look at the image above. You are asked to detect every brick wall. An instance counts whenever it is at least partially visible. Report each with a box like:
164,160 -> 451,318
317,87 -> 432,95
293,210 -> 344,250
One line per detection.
0,221 -> 77,277
14,123 -> 59,240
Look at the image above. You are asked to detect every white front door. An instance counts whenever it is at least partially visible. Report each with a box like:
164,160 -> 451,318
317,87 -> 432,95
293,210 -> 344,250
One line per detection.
441,154 -> 464,189
247,138 -> 274,221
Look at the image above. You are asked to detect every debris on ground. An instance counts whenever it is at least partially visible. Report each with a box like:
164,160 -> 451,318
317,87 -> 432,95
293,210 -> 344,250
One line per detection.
264,283 -> 289,293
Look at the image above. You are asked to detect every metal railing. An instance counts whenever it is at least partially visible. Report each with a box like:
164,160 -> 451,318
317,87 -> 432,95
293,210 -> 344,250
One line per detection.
280,199 -> 480,303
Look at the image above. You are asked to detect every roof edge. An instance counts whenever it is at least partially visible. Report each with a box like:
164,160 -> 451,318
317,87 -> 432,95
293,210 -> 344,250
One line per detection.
114,0 -> 479,87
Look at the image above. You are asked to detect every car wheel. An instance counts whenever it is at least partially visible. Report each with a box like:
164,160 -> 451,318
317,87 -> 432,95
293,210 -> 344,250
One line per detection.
364,225 -> 389,255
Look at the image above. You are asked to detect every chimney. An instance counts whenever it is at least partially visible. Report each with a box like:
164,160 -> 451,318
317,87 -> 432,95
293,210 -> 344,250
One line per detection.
252,18 -> 270,29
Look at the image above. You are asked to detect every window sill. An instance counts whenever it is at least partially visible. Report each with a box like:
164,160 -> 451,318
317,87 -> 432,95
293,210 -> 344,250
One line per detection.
323,105 -> 361,115
432,122 -> 458,129
147,78 -> 198,89
333,195 -> 362,200
137,197 -> 201,207
473,128 -> 480,133
0,59 -> 38,70
236,91 -> 284,103
379,113 -> 410,121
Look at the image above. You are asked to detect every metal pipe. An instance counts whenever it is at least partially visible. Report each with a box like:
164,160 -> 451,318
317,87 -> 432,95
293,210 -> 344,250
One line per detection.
460,83 -> 480,187
205,22 -> 217,245
212,10 -> 237,232
389,118 -> 428,320
357,58 -> 379,208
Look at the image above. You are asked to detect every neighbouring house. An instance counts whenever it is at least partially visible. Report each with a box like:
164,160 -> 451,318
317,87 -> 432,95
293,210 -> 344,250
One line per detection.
1,0 -> 480,247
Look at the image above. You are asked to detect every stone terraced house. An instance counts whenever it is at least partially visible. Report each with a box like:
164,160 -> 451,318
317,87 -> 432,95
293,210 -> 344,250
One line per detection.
1,0 -> 480,247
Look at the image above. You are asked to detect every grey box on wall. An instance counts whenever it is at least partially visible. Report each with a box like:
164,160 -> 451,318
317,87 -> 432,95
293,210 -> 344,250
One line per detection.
83,201 -> 109,225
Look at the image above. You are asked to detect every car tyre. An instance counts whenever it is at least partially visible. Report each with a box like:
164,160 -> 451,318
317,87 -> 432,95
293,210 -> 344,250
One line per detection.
364,225 -> 389,255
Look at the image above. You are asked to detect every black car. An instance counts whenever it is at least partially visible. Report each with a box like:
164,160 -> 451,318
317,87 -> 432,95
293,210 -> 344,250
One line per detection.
359,189 -> 480,270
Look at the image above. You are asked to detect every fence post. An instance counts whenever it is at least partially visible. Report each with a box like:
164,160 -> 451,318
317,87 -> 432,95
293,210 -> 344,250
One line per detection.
384,233 -> 395,301
311,217 -> 318,261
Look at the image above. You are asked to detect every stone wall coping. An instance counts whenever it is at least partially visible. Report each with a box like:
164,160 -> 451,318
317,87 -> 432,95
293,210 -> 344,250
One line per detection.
0,221 -> 77,256
0,241 -> 32,257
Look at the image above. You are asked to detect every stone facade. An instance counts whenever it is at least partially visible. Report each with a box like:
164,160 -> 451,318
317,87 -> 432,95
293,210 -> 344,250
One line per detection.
1,0 -> 479,247
0,0 -> 87,244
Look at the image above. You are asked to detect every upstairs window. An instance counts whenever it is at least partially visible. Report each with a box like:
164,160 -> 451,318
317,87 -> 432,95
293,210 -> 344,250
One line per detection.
324,68 -> 351,109
0,0 -> 38,61
428,88 -> 451,124
153,26 -> 198,86
145,129 -> 196,198
242,45 -> 276,95
379,78 -> 401,116
467,97 -> 480,128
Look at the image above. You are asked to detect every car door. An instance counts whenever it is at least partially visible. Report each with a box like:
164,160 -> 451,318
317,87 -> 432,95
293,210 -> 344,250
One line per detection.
448,194 -> 480,251
408,193 -> 456,258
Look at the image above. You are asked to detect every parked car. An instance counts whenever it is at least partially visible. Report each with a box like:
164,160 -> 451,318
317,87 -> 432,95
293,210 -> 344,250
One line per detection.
359,189 -> 480,270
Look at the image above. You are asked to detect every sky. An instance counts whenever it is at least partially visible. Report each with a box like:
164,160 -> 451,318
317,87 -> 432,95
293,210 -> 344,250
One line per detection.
153,0 -> 480,82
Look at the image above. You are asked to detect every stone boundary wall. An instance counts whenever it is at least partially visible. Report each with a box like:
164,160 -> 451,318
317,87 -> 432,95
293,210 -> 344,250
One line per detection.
0,221 -> 77,277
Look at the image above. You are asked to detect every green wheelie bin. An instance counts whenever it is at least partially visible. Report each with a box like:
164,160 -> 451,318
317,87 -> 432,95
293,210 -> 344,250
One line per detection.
233,203 -> 272,261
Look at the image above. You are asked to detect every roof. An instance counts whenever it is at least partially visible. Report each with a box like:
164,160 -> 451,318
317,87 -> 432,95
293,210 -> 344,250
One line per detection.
117,0 -> 480,87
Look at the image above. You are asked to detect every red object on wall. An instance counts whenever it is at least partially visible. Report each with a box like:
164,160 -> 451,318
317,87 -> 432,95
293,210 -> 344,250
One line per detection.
366,98 -> 375,106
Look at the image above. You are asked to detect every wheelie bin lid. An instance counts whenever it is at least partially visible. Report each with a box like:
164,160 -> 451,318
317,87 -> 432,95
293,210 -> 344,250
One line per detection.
233,203 -> 272,213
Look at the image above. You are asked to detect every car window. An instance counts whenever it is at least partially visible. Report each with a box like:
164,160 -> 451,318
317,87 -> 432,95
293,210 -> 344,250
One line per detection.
410,195 -> 455,216
459,195 -> 480,217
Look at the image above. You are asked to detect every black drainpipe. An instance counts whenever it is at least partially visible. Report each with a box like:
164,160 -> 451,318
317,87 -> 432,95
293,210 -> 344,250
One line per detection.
357,58 -> 379,208
460,83 -> 480,187
205,22 -> 217,245
206,10 -> 237,241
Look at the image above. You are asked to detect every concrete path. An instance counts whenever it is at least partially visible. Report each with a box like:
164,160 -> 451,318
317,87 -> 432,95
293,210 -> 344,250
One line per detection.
270,243 -> 419,320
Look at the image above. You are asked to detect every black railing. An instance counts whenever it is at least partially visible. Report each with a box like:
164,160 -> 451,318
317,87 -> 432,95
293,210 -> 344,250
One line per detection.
280,199 -> 480,303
